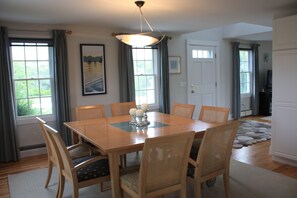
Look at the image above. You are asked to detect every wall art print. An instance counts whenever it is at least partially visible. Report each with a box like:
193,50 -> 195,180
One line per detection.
80,44 -> 106,95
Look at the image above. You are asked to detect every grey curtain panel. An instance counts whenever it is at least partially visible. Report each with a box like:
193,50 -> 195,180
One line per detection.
118,41 -> 135,102
0,26 -> 19,162
232,42 -> 241,119
53,30 -> 71,146
251,44 -> 260,115
157,37 -> 170,114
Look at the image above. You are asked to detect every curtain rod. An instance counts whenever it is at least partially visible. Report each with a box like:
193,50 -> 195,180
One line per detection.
8,29 -> 72,34
232,40 -> 259,45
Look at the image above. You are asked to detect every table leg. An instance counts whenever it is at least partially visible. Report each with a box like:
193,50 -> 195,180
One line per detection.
108,152 -> 121,198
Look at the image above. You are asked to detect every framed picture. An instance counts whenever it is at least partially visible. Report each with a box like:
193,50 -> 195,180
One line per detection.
169,56 -> 181,74
80,44 -> 106,95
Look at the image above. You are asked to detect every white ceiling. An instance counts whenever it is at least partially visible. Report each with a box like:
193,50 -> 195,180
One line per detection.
0,0 -> 297,39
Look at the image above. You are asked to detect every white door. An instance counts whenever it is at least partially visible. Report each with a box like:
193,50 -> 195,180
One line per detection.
187,43 -> 217,119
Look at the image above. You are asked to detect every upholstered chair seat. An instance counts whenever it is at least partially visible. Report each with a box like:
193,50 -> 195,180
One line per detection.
73,155 -> 110,182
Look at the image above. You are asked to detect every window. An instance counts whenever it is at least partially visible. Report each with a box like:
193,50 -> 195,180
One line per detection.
10,39 -> 54,118
192,49 -> 214,59
239,50 -> 252,95
132,47 -> 159,107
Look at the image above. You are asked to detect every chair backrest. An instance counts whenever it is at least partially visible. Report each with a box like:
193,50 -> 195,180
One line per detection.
172,103 -> 195,119
138,131 -> 195,196
36,117 -> 53,158
75,104 -> 106,120
43,124 -> 75,181
110,102 -> 137,116
196,122 -> 238,178
199,105 -> 229,123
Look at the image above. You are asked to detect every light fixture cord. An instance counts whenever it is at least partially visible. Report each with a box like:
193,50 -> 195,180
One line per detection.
139,6 -> 154,32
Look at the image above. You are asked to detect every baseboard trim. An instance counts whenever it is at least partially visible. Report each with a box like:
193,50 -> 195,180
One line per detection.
272,155 -> 297,167
241,110 -> 252,117
20,147 -> 47,158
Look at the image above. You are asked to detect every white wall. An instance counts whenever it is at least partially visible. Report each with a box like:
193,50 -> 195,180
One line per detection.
167,27 -> 233,113
66,26 -> 120,118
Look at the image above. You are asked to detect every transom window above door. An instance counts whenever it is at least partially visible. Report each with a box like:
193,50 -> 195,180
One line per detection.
192,49 -> 214,59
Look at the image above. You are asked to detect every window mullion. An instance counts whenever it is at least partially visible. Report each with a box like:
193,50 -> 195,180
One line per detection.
11,40 -> 54,118
132,47 -> 158,107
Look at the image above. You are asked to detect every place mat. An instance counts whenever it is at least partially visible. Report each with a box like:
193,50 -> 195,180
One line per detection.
110,121 -> 169,132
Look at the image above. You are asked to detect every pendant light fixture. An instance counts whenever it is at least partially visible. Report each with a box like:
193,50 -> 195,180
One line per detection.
113,0 -> 165,47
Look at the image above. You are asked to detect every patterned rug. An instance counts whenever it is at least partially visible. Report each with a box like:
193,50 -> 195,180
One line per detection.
233,120 -> 272,149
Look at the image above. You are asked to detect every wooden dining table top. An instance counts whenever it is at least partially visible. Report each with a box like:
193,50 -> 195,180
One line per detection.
64,111 -> 223,198
64,111 -> 220,155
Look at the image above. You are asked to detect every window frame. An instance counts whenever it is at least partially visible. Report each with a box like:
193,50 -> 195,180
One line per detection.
239,49 -> 253,97
132,46 -> 160,110
9,38 -> 56,123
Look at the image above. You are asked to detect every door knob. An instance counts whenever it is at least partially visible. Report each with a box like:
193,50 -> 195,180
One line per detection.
191,84 -> 195,93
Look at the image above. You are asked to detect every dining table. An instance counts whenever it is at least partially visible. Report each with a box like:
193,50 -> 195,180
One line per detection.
64,111 -> 221,198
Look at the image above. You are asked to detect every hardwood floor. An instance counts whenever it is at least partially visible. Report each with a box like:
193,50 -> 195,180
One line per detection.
0,154 -> 48,198
233,116 -> 297,180
1,117 -> 297,197
232,141 -> 297,180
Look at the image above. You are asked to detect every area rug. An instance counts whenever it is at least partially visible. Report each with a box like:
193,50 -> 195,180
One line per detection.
8,160 -> 297,198
233,120 -> 272,149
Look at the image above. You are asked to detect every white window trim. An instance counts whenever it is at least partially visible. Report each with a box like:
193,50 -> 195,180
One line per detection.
240,49 -> 253,98
133,47 -> 159,109
17,115 -> 56,125
10,39 -> 56,124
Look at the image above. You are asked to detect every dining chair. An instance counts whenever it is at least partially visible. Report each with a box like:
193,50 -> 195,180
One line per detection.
74,104 -> 107,143
75,104 -> 106,120
110,101 -> 137,167
187,122 -> 239,198
172,103 -> 196,119
120,131 -> 195,198
199,105 -> 230,123
44,123 -> 110,198
36,117 -> 92,190
191,105 -> 230,160
110,101 -> 137,116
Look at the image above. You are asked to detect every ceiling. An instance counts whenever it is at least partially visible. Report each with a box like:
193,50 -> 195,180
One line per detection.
1,0 -> 297,39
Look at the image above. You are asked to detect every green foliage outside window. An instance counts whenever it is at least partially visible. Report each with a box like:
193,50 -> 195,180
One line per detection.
11,43 -> 53,117
239,50 -> 252,95
16,99 -> 38,116
132,48 -> 157,105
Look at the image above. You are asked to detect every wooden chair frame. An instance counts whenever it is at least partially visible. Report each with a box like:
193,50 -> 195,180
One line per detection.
172,103 -> 196,119
74,104 -> 107,144
44,123 -> 110,198
110,102 -> 137,116
188,122 -> 239,198
199,105 -> 229,123
110,102 -> 137,167
75,104 -> 106,121
121,131 -> 195,198
36,117 -> 91,190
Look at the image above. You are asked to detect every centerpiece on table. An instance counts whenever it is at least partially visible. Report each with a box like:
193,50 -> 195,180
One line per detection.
129,103 -> 150,127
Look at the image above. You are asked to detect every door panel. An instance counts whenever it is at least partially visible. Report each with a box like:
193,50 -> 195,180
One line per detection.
187,44 -> 217,119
